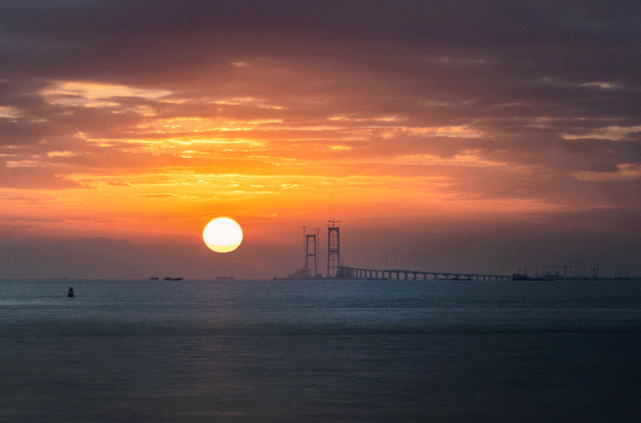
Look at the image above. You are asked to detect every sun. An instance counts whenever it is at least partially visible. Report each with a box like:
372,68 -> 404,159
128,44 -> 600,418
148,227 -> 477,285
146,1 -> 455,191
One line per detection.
202,217 -> 243,253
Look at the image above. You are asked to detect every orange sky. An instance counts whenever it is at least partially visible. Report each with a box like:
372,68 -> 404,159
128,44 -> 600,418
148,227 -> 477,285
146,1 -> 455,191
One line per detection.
1,1 -> 640,279
0,74 -> 565,238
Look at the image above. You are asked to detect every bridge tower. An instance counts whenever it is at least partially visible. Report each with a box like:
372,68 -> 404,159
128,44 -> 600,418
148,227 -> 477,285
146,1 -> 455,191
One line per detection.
327,220 -> 341,278
304,228 -> 320,277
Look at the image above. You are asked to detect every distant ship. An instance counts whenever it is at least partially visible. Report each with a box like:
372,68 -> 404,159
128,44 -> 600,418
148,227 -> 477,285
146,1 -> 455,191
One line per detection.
149,277 -> 159,280
216,276 -> 235,280
512,274 -> 545,281
512,273 -> 561,281
163,277 -> 183,281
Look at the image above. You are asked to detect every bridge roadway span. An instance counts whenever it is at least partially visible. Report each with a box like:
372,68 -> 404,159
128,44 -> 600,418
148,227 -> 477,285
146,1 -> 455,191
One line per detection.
338,266 -> 511,281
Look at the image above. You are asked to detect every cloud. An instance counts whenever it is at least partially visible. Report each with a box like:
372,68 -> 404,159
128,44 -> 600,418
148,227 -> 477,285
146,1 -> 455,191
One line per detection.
562,126 -> 641,141
0,163 -> 85,190
0,1 -> 640,276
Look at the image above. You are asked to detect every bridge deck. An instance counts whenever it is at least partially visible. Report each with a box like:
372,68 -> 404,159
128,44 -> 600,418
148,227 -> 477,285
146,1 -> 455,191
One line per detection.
338,266 -> 511,281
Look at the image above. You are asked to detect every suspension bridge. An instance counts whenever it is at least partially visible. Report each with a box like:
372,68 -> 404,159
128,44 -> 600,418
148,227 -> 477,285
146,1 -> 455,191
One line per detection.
296,221 -> 512,281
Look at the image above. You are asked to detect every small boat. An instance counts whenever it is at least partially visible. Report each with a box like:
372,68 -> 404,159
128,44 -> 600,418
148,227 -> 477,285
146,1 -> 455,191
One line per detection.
67,287 -> 74,297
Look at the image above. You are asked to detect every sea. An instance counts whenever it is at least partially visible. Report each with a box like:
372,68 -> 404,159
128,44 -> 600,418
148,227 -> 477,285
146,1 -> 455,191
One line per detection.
1,278 -> 640,423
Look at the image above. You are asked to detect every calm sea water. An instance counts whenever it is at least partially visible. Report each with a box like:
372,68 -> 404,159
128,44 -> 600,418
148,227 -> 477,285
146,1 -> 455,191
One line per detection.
1,279 -> 640,422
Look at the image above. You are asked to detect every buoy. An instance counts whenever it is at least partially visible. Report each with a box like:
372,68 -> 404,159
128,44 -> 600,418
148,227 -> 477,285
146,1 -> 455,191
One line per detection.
67,287 -> 74,298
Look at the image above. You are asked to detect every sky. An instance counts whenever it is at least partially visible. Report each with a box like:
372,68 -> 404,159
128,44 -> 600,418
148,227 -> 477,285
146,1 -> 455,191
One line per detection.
1,0 -> 640,279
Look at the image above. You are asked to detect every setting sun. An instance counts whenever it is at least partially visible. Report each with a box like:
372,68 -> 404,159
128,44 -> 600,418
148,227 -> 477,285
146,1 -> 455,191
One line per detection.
202,217 -> 243,253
